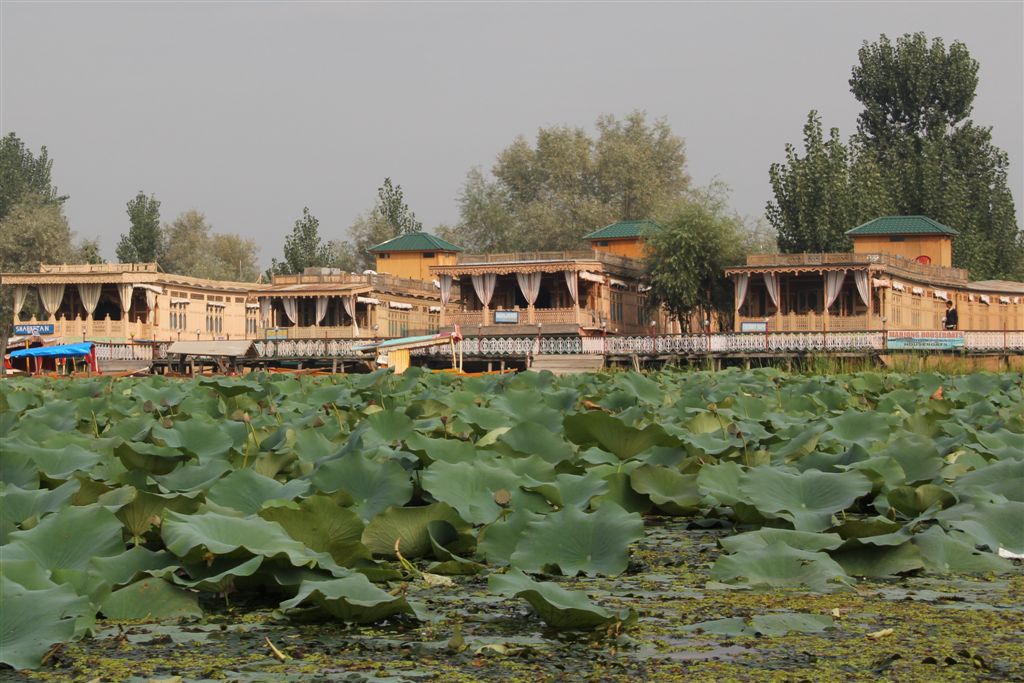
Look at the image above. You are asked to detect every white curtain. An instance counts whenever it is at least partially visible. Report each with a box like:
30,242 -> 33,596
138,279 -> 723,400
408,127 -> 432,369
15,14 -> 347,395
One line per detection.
78,284 -> 102,319
315,297 -> 328,325
734,274 -> 749,312
342,295 -> 359,336
145,288 -> 158,312
564,271 -> 578,305
824,270 -> 846,310
439,275 -> 453,307
13,285 -> 28,318
281,297 -> 298,324
515,272 -> 542,306
762,273 -> 780,310
259,297 -> 271,327
853,270 -> 871,307
471,273 -> 497,308
117,283 -> 134,316
38,284 -> 65,318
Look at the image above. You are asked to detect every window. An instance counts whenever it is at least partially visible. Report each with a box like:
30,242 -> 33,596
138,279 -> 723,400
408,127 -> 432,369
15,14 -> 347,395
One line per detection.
205,305 -> 224,336
422,252 -> 435,258
597,241 -> 609,246
890,236 -> 906,242
170,302 -> 188,330
610,291 -> 624,322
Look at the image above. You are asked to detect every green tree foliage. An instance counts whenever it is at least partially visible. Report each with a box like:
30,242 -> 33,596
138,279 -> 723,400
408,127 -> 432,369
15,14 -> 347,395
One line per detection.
73,238 -> 104,265
0,133 -> 73,368
269,207 -> 333,276
116,192 -> 163,264
768,33 -> 1022,280
377,178 -> 422,235
448,111 -> 689,252
162,210 -> 260,281
645,185 -> 748,330
849,32 -> 1022,280
767,111 -> 892,253
0,133 -> 67,221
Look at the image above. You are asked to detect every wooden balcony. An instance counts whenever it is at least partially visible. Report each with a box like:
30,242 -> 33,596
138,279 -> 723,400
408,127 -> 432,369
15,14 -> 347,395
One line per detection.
740,252 -> 968,284
446,307 -> 587,327
737,313 -> 871,332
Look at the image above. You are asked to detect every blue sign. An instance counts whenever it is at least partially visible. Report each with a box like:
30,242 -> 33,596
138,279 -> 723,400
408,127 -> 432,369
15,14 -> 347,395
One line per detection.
265,329 -> 289,340
14,324 -> 55,336
887,331 -> 964,350
493,310 -> 520,324
740,321 -> 768,332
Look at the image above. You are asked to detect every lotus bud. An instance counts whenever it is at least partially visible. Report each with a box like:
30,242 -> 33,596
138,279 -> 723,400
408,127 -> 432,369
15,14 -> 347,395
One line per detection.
161,398 -> 171,408
268,404 -> 278,415
143,400 -> 156,413
162,418 -> 173,429
493,489 -> 512,507
242,412 -> 251,424
231,409 -> 245,421
312,415 -> 325,428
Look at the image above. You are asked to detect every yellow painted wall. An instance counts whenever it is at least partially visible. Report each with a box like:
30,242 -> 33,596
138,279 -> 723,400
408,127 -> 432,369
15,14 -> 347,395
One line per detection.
375,252 -> 458,281
852,235 -> 953,267
589,238 -> 646,259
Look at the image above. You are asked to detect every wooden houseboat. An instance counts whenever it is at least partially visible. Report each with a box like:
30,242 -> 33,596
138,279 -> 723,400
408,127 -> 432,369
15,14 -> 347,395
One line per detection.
727,216 -> 1024,332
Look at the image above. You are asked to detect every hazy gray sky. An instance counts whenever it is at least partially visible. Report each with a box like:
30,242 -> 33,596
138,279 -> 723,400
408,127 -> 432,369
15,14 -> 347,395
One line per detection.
3,1 -> 1021,266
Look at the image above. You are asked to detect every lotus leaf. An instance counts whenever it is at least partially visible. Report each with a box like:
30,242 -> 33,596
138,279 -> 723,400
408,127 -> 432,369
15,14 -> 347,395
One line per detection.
510,503 -> 643,576
563,412 -> 675,460
114,440 -> 191,475
628,465 -> 702,515
739,467 -> 872,532
711,542 -> 853,592
946,501 -> 1024,554
100,577 -> 202,620
311,452 -> 413,522
152,418 -> 245,462
361,503 -> 467,559
421,458 -> 550,525
832,541 -> 923,577
170,556 -> 265,593
152,459 -> 233,493
912,527 -> 1011,574
0,576 -> 92,670
886,484 -> 956,517
4,504 -> 126,572
824,411 -> 892,446
206,469 -> 310,515
497,422 -> 575,464
488,568 -> 635,630
281,575 -> 415,624
161,510 -> 330,568
4,440 -> 102,479
477,511 -> 544,566
719,528 -> 843,554
89,547 -> 179,588
520,471 -> 609,510
260,495 -> 370,566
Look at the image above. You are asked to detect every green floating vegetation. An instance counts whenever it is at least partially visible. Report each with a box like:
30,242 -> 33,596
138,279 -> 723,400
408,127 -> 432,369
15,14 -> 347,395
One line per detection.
1,367 -> 1022,672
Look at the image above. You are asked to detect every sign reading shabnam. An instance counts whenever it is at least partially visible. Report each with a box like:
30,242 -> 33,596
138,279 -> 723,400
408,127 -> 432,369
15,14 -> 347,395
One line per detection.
13,324 -> 55,336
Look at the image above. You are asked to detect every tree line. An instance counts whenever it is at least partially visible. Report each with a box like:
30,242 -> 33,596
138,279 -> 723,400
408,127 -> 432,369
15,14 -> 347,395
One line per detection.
1,32 -> 1020,336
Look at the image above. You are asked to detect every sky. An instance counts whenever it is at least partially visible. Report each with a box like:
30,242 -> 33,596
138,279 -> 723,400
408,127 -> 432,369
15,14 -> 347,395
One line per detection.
2,1 -> 1021,267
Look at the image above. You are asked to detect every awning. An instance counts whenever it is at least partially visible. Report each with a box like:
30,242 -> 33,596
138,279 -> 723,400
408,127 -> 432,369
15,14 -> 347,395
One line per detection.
892,282 -> 905,292
609,278 -> 629,289
871,278 -> 891,288
389,301 -> 413,310
638,284 -> 651,292
999,296 -> 1010,304
245,302 -> 260,309
911,286 -> 924,296
170,297 -> 191,305
205,301 -> 227,308
429,306 -> 441,312
933,290 -> 949,301
579,271 -> 604,284
9,342 -> 94,360
980,294 -> 991,305
137,284 -> 164,294
357,296 -> 380,305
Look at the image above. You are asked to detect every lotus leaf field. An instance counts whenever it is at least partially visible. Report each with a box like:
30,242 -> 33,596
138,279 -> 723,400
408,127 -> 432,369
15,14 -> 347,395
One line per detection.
1,368 -> 1022,681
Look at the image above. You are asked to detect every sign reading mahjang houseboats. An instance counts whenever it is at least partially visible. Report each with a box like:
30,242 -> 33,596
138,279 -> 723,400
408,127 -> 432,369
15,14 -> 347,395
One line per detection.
887,330 -> 965,350
13,324 -> 55,336
493,310 -> 520,324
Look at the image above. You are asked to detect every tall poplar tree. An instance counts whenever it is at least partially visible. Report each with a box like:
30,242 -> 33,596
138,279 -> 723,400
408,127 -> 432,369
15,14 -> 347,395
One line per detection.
116,191 -> 163,264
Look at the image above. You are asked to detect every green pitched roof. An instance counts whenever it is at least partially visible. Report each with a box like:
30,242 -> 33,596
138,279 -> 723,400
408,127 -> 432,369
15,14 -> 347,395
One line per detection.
368,232 -> 464,253
583,219 -> 659,241
845,216 -> 959,237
